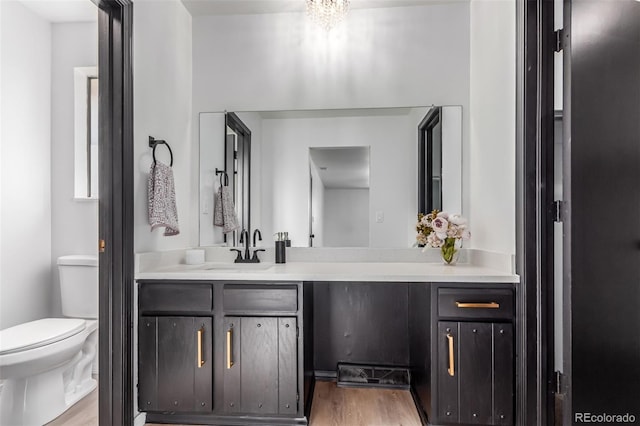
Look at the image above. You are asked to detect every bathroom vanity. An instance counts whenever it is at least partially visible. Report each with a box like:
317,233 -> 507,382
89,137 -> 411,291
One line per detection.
136,258 -> 518,425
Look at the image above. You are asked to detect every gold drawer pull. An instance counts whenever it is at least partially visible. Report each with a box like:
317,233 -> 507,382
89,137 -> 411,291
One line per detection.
197,327 -> 205,368
226,329 -> 234,369
447,333 -> 455,377
455,302 -> 500,309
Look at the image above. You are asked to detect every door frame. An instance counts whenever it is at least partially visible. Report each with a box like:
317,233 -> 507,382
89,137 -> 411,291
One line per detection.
225,112 -> 252,237
91,0 -> 557,424
516,0 -> 556,425
418,106 -> 443,215
95,0 -> 134,425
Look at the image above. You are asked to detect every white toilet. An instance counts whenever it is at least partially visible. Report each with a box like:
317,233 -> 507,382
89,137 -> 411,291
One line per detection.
0,255 -> 98,425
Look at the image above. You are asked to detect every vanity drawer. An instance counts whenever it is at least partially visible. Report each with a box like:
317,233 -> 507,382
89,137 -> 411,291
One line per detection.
139,283 -> 213,313
223,284 -> 298,313
438,288 -> 514,320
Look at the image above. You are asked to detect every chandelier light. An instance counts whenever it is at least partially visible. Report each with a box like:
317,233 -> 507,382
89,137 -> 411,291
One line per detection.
306,0 -> 350,30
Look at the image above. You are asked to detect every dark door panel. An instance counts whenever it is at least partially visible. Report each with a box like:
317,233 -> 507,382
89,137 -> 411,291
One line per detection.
566,1 -> 640,423
459,322 -> 492,424
437,321 -> 459,422
278,317 -> 298,414
493,323 -> 514,425
139,316 -> 213,413
240,317 -> 279,414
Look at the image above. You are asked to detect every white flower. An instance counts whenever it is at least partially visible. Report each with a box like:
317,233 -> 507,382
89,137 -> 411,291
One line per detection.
427,232 -> 444,248
449,214 -> 467,226
447,227 -> 459,238
461,230 -> 471,240
436,211 -> 449,219
432,217 -> 449,232
420,215 -> 431,226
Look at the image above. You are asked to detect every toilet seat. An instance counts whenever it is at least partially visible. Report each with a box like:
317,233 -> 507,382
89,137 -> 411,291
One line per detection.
0,318 -> 86,355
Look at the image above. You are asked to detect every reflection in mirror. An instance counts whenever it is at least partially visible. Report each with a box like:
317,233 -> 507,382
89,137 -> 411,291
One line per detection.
419,107 -> 444,213
309,147 -> 370,248
199,106 -> 462,248
73,67 -> 98,199
225,112 -> 251,246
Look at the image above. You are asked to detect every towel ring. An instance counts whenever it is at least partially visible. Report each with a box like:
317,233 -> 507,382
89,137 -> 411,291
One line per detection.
149,136 -> 173,167
215,168 -> 229,186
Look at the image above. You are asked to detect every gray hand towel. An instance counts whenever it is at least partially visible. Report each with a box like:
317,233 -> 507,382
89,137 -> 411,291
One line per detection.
148,161 -> 180,236
213,185 -> 240,233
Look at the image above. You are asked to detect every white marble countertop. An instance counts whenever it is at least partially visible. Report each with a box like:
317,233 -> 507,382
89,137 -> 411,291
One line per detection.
135,261 -> 519,283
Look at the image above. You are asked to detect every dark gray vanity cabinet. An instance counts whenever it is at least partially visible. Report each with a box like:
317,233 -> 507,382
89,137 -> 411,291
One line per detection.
222,283 -> 300,416
432,287 -> 515,426
139,280 -> 308,425
138,283 -> 214,413
223,316 -> 298,415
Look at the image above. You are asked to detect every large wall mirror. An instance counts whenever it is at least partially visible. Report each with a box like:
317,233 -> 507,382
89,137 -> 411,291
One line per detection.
200,106 -> 462,248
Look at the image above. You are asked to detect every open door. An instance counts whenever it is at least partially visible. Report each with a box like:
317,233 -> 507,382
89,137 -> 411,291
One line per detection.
562,1 -> 640,424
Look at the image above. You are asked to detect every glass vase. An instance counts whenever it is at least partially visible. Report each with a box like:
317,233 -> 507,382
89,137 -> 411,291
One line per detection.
440,238 -> 460,265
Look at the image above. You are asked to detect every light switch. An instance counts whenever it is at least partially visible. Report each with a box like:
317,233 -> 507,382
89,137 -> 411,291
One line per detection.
375,211 -> 384,223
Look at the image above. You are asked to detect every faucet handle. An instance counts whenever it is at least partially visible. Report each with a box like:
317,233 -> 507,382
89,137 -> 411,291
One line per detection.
251,249 -> 265,262
230,249 -> 243,263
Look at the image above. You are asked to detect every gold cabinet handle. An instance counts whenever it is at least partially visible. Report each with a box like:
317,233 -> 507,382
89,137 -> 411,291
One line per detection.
455,301 -> 500,309
447,333 -> 455,377
197,327 -> 205,368
226,329 -> 234,369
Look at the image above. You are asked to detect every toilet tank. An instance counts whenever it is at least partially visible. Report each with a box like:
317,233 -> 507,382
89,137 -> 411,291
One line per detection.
57,255 -> 98,319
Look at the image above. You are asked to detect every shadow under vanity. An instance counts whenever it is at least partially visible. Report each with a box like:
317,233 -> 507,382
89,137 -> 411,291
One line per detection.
137,278 -> 515,426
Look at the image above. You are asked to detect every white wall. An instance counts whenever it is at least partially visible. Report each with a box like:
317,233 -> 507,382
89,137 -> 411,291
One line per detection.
0,1 -> 52,329
261,114 -> 413,247
468,0 -> 516,255
324,189 -> 369,247
50,22 -> 98,317
193,4 -> 470,112
134,0 -> 193,252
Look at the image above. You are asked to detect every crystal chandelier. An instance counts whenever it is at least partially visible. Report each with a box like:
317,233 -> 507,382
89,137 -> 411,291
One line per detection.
306,0 -> 350,30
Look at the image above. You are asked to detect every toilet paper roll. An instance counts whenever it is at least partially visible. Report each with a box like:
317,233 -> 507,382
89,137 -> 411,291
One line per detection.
185,249 -> 205,265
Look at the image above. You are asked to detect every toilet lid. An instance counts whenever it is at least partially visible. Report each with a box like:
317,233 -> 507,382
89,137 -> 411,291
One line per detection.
0,318 -> 86,355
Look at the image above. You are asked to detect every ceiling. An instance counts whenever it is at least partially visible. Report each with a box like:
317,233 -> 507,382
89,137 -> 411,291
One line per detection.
18,0 -> 97,23
181,0 -> 456,16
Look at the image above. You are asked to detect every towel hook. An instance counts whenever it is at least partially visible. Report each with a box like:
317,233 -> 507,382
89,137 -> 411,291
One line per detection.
215,168 -> 229,187
149,136 -> 173,167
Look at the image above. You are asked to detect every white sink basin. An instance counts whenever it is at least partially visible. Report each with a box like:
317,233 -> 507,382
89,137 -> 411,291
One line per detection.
200,262 -> 275,272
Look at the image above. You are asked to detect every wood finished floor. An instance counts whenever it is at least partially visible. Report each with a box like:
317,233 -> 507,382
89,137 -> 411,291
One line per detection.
147,381 -> 421,426
46,387 -> 98,426
308,381 -> 421,426
48,380 -> 421,426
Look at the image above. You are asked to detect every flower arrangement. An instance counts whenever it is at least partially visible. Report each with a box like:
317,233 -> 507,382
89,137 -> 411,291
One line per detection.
417,210 -> 470,264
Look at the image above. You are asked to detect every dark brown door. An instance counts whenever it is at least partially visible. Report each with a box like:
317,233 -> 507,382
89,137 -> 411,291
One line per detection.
437,322 -> 513,425
564,1 -> 640,423
138,316 -> 213,412
223,317 -> 298,415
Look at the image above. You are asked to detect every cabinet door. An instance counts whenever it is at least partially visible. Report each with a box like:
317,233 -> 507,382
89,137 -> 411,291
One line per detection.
436,321 -> 513,425
139,316 -> 213,412
223,316 -> 298,415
